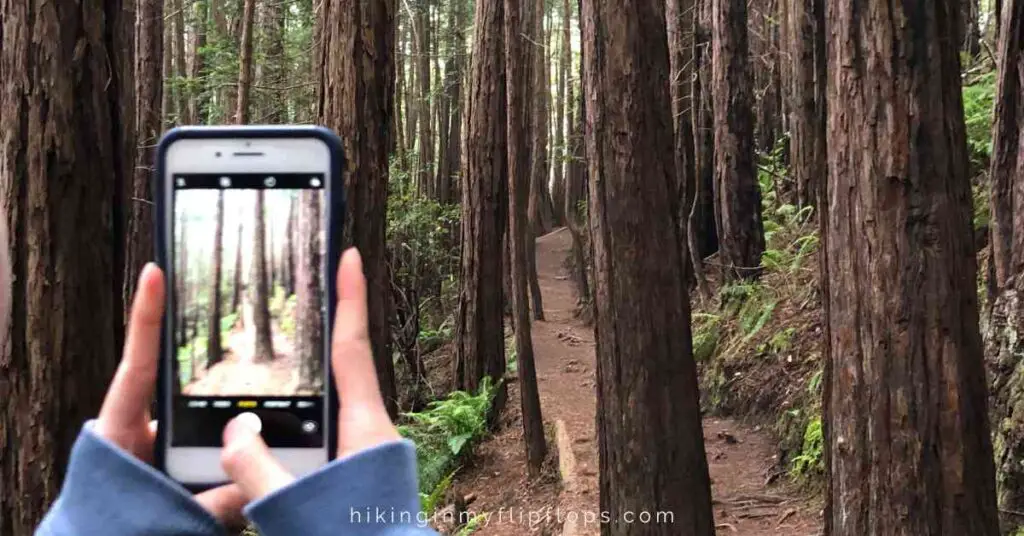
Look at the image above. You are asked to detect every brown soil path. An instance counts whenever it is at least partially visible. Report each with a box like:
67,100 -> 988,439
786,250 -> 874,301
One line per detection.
183,296 -> 301,396
451,228 -> 821,535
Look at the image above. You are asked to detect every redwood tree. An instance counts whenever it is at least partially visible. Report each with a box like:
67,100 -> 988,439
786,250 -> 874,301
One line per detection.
455,0 -> 508,414
125,0 -> 165,319
985,0 -> 1024,522
296,192 -> 324,390
580,1 -> 714,534
207,192 -> 225,366
823,0 -> 1001,533
505,0 -> 547,474
0,1 -> 134,532
712,0 -> 764,280
317,0 -> 399,416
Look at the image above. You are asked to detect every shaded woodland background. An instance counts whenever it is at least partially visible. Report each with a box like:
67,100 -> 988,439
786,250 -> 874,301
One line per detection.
1,0 -> 1024,535
175,189 -> 325,396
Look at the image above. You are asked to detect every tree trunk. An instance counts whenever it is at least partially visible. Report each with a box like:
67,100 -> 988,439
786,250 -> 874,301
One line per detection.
232,220 -> 243,313
455,0 -> 508,416
580,2 -> 715,533
667,0 -> 701,293
162,9 -> 174,128
692,0 -> 719,259
0,1 -> 133,531
395,20 -> 407,157
751,1 -> 782,154
564,65 -> 592,315
172,0 -> 188,124
262,0 -> 287,123
285,195 -> 296,295
505,0 -> 548,474
207,192 -> 225,366
789,0 -> 826,209
712,0 -> 765,280
416,2 -> 434,197
823,1 -> 1001,533
989,0 -> 1024,298
179,214 -> 190,345
985,0 -> 1024,522
252,192 -> 275,362
530,0 -> 555,236
296,191 -> 324,390
317,0 -> 399,418
189,0 -> 209,124
550,0 -> 570,226
437,0 -> 466,205
125,0 -> 165,321
236,0 -> 256,125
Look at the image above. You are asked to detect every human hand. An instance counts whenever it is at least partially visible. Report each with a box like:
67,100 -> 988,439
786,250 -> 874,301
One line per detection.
220,247 -> 402,500
93,263 -> 248,525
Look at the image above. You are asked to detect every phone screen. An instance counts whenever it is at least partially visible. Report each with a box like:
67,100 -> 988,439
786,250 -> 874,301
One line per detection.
171,173 -> 327,449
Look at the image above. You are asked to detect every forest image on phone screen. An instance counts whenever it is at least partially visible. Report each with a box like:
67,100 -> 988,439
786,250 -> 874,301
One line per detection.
174,182 -> 325,398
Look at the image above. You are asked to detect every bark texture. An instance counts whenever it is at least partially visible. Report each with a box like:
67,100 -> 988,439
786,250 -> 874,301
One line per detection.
989,0 -> 1024,298
317,0 -> 398,416
455,0 -> 508,414
0,1 -> 133,532
712,0 -> 764,280
505,0 -> 547,474
580,1 -> 715,534
823,1 -> 1000,533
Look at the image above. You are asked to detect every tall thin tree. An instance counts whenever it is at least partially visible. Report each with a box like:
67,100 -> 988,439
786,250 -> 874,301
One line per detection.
580,1 -> 715,534
207,193 -> 225,366
455,0 -> 509,414
505,0 -> 547,474
712,0 -> 765,280
317,0 -> 399,416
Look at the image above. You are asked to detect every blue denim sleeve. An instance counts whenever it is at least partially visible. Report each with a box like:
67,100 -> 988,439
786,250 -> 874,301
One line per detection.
36,422 -> 224,536
243,439 -> 438,536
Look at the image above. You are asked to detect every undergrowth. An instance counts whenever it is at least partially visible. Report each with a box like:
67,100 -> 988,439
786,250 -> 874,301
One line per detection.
695,137 -> 825,482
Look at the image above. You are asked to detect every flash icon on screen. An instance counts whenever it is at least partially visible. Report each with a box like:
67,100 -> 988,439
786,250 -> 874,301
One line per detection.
310,177 -> 322,188
219,176 -> 232,188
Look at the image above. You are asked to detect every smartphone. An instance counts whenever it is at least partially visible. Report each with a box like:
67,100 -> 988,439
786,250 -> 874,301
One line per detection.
153,126 -> 344,487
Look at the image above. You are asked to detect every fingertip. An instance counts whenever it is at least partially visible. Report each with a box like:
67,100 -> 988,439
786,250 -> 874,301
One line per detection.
133,263 -> 166,321
337,248 -> 365,302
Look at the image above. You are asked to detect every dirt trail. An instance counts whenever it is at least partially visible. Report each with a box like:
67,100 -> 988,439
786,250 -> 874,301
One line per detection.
452,228 -> 821,535
183,296 -> 301,396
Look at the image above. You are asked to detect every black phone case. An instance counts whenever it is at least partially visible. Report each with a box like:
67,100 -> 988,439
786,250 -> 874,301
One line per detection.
152,125 -> 346,492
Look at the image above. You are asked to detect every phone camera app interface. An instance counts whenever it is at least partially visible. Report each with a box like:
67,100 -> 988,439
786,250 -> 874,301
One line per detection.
172,173 -> 326,448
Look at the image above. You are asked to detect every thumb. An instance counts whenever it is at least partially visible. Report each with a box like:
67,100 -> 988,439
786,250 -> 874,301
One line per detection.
221,413 -> 295,500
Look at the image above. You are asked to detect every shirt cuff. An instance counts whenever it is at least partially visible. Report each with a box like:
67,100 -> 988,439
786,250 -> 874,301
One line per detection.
244,440 -> 433,536
36,421 -> 224,536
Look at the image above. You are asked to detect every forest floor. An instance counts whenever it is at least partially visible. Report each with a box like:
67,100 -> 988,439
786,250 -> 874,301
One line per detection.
450,228 -> 822,535
183,297 -> 304,396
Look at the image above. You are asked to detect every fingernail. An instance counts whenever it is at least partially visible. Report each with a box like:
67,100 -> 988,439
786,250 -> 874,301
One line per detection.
237,412 -> 262,434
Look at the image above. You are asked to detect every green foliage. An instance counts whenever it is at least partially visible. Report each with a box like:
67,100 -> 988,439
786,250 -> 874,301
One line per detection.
419,469 -> 457,515
692,313 -> 722,363
790,416 -> 824,477
962,71 -> 997,167
761,327 -> 796,355
455,514 -> 488,536
398,378 -> 496,494
220,312 -> 238,334
418,318 -> 454,348
279,294 -> 298,337
973,181 -> 991,231
505,335 -> 519,374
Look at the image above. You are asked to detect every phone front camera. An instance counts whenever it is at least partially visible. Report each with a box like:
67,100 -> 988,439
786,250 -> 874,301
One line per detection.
215,151 -> 222,158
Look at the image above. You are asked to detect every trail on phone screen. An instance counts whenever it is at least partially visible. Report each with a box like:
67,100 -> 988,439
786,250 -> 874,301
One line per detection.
447,228 -> 822,536
183,295 -> 305,396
